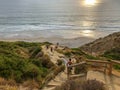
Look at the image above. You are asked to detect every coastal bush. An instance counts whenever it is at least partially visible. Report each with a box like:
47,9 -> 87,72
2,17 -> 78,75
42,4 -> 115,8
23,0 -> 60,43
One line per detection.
82,79 -> 105,90
40,55 -> 54,68
54,79 -> 106,90
23,63 -> 41,79
74,64 -> 87,74
57,59 -> 63,66
42,42 -> 52,45
71,48 -> 85,55
113,64 -> 120,70
0,41 -> 54,88
102,48 -> 120,60
84,54 -> 100,60
64,51 -> 72,57
62,47 -> 99,60
14,41 -> 41,48
54,65 -> 65,76
30,47 -> 42,58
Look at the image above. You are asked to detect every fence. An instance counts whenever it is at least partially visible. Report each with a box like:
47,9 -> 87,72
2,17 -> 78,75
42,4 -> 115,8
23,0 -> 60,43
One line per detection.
67,60 -> 120,79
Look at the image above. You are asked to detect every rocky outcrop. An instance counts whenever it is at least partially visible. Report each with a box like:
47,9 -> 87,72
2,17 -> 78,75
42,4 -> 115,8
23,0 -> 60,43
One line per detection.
80,32 -> 120,55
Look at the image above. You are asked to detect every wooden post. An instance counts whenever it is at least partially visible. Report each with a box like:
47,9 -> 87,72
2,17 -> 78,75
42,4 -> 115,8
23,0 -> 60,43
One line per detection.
108,62 -> 113,75
66,61 -> 86,79
67,66 -> 69,79
104,63 -> 107,74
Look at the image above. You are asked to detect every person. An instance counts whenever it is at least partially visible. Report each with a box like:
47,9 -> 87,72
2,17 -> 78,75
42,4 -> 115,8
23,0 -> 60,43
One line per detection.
67,58 -> 72,74
67,58 -> 72,66
46,45 -> 49,49
55,42 -> 59,49
57,42 -> 59,46
50,47 -> 53,52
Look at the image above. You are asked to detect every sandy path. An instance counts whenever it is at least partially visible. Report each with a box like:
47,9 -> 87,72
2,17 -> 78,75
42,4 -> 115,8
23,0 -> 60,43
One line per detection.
41,45 -> 67,90
41,45 -> 64,64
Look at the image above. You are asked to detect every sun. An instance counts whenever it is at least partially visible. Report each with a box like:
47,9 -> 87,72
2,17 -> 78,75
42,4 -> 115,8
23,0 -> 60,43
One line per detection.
85,0 -> 96,6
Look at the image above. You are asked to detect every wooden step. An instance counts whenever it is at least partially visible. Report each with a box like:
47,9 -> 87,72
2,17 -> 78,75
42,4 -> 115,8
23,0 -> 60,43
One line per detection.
42,86 -> 55,90
70,73 -> 86,78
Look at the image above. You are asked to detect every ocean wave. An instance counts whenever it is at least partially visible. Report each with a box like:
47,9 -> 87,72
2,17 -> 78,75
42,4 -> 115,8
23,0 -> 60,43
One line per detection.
0,24 -> 96,32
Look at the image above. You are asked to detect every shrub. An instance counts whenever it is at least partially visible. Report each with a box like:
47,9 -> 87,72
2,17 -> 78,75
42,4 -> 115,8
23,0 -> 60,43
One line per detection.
82,79 -> 105,90
113,64 -> 120,70
71,48 -> 85,55
30,47 -> 42,58
64,52 -> 72,57
54,65 -> 65,76
102,48 -> 120,60
54,79 -> 106,90
0,41 -> 54,88
42,42 -> 52,45
40,55 -> 54,68
57,59 -> 63,66
85,54 -> 100,60
23,63 -> 42,79
74,64 -> 87,74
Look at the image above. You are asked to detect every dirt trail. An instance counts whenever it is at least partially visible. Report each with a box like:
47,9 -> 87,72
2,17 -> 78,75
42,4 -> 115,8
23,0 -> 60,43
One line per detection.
41,45 -> 67,90
42,45 -> 64,64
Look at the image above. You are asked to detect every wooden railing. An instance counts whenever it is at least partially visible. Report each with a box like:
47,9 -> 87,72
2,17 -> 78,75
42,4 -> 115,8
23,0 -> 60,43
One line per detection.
86,60 -> 120,75
67,61 -> 86,79
67,60 -> 120,79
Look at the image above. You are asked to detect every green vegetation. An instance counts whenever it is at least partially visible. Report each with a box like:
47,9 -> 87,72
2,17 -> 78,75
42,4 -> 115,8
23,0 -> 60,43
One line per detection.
71,48 -> 85,55
57,47 -> 100,60
84,54 -> 100,60
100,47 -> 120,70
113,64 -> 120,70
57,47 -> 85,57
0,41 -> 54,88
102,48 -> 120,60
71,48 -> 100,60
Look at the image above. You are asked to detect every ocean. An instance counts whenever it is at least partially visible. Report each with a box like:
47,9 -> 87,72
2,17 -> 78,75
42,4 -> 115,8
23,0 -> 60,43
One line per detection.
0,0 -> 120,39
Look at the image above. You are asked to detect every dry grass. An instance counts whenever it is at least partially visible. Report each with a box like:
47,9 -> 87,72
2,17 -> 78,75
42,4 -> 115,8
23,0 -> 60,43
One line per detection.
0,77 -> 18,90
54,65 -> 65,76
0,78 -> 16,86
23,80 -> 40,89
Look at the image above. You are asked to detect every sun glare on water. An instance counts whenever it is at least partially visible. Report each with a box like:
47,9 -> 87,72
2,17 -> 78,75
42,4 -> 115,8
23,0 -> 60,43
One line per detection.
84,0 -> 97,6
81,30 -> 95,37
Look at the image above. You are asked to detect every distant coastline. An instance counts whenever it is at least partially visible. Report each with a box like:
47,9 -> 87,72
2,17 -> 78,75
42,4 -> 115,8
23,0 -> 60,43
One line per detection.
0,31 -> 120,48
0,36 -> 95,48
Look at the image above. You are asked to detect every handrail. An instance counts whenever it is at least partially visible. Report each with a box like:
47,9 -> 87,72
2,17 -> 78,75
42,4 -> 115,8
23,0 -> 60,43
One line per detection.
111,60 -> 120,65
68,61 -> 86,68
86,59 -> 120,65
67,59 -> 120,79
86,60 -> 109,64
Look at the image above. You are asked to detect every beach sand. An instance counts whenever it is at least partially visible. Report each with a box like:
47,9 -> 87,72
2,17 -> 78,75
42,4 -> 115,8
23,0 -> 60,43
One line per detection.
0,36 -> 95,48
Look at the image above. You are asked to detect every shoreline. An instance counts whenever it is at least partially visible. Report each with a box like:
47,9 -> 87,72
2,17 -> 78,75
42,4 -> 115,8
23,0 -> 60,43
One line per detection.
0,36 -> 95,48
1,31 -> 119,48
0,29 -> 119,48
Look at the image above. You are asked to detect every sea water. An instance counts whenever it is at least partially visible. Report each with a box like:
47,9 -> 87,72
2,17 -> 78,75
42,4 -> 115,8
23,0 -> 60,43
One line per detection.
0,0 -> 120,39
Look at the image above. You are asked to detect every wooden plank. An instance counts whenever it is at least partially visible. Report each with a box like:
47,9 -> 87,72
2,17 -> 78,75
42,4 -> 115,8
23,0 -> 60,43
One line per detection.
87,60 -> 120,65
108,62 -> 113,75
70,73 -> 86,78
86,60 -> 109,64
68,61 -> 86,68
111,60 -> 120,65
